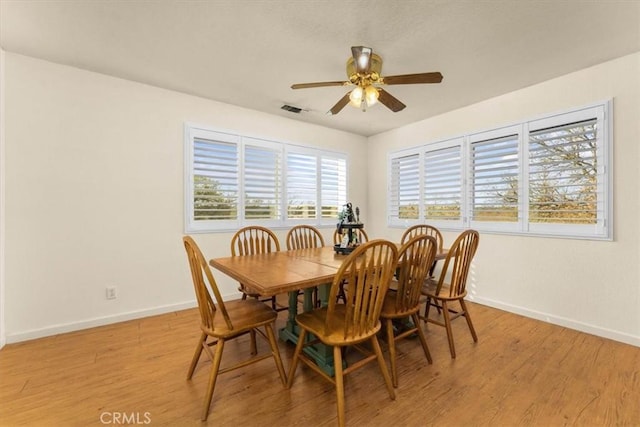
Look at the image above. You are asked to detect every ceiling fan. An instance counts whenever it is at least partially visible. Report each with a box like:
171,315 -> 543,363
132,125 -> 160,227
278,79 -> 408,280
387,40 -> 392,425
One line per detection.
291,46 -> 443,115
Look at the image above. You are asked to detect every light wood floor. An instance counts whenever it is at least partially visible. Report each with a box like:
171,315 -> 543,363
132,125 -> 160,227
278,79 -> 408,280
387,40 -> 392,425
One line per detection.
1,302 -> 639,426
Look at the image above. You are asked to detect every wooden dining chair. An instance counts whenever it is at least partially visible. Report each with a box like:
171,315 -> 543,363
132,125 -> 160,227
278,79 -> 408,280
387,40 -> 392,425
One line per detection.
380,234 -> 437,387
287,239 -> 398,427
400,224 -> 445,277
286,225 -> 325,307
286,224 -> 325,249
333,227 -> 369,304
420,229 -> 480,359
230,226 -> 285,311
183,236 -> 287,420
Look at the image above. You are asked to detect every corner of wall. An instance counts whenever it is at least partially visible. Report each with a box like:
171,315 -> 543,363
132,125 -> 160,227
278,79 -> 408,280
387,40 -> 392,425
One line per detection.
0,48 -> 6,349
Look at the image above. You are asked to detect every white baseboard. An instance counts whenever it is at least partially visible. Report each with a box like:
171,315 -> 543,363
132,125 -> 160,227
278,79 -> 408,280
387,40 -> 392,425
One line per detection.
472,296 -> 640,348
5,300 -> 199,344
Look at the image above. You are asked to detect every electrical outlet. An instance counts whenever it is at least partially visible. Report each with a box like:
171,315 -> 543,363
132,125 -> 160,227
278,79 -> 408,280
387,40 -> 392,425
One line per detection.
106,287 -> 117,300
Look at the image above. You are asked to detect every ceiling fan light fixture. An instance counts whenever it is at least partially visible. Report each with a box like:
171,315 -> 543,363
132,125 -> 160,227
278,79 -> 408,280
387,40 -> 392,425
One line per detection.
349,86 -> 364,107
364,85 -> 379,106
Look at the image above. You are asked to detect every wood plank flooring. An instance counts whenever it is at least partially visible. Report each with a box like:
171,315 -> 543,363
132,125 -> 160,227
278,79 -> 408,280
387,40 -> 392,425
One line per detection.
1,302 -> 639,426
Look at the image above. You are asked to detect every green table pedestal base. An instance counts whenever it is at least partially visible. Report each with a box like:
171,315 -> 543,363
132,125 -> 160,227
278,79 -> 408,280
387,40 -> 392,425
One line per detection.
278,286 -> 344,377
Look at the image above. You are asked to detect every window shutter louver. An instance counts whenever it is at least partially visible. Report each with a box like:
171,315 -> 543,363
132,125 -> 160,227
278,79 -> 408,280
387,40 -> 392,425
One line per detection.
320,156 -> 347,219
470,134 -> 519,222
389,153 -> 420,221
193,137 -> 238,220
528,118 -> 599,225
287,152 -> 318,219
424,146 -> 462,222
244,144 -> 281,220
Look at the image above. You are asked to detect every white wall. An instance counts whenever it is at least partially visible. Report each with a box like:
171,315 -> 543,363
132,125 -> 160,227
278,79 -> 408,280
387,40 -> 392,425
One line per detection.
367,52 -> 640,346
3,53 -> 368,342
4,50 -> 639,347
0,49 -> 6,348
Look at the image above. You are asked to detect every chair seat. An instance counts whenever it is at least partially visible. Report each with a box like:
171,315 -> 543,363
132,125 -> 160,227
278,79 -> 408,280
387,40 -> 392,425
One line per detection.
208,299 -> 277,338
296,305 -> 381,346
421,280 -> 468,301
420,278 -> 438,296
380,291 -> 420,319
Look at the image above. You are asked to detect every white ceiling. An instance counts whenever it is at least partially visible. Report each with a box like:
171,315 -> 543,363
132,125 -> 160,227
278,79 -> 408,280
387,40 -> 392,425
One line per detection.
1,0 -> 639,137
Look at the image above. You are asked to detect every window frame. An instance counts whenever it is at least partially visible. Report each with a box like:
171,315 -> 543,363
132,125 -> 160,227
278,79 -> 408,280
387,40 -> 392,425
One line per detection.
185,123 -> 349,233
387,101 -> 612,240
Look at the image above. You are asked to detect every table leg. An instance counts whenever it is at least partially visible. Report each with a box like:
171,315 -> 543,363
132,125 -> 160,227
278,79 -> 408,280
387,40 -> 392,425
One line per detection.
278,284 -> 343,376
278,291 -> 300,342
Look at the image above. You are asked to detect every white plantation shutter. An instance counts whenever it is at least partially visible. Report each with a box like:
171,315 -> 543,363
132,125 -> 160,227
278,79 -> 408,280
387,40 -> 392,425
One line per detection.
192,135 -> 239,223
387,103 -> 610,240
529,119 -> 598,224
526,104 -> 608,238
185,124 -> 349,232
389,152 -> 420,224
320,156 -> 347,220
469,133 -> 520,227
244,141 -> 281,220
287,152 -> 317,219
424,143 -> 462,225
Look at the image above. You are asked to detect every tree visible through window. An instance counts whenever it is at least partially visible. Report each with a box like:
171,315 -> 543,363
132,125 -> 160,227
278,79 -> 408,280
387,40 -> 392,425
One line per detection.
529,119 -> 597,224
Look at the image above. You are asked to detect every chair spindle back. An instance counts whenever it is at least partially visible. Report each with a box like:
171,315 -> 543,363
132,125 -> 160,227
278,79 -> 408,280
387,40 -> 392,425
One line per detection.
183,236 -> 233,333
286,225 -> 325,250
327,239 -> 398,338
231,226 -> 281,256
437,230 -> 479,297
394,235 -> 438,313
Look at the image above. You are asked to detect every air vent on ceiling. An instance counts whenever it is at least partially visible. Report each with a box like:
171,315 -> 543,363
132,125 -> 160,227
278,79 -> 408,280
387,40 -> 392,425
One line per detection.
281,104 -> 303,114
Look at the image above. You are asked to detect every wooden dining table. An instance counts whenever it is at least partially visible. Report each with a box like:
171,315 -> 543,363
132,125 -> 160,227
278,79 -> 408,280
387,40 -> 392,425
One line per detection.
209,244 -> 449,375
210,246 -> 347,374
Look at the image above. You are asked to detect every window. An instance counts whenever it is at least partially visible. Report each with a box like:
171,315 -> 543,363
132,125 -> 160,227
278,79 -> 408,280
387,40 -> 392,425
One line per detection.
388,102 -> 611,240
244,139 -> 281,220
286,151 -> 317,219
424,140 -> 463,227
468,128 -> 521,232
185,124 -> 348,232
389,151 -> 420,221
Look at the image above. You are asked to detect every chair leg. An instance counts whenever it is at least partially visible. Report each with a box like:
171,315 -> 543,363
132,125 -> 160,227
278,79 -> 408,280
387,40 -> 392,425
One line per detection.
286,329 -> 307,388
385,318 -> 398,388
187,332 -> 206,380
264,324 -> 287,386
371,335 -> 395,401
201,338 -> 225,421
459,299 -> 478,342
441,301 -> 456,359
411,313 -> 432,364
423,296 -> 432,321
428,260 -> 438,278
249,330 -> 257,355
334,345 -> 346,427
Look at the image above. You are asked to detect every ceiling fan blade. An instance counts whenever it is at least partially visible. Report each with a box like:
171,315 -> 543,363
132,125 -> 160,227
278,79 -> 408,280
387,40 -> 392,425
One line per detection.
328,93 -> 351,115
351,46 -> 373,74
382,72 -> 443,85
291,81 -> 348,89
377,88 -> 406,112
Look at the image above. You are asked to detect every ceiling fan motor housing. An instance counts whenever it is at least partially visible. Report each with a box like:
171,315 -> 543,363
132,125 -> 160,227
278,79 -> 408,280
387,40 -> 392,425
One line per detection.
346,53 -> 383,83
